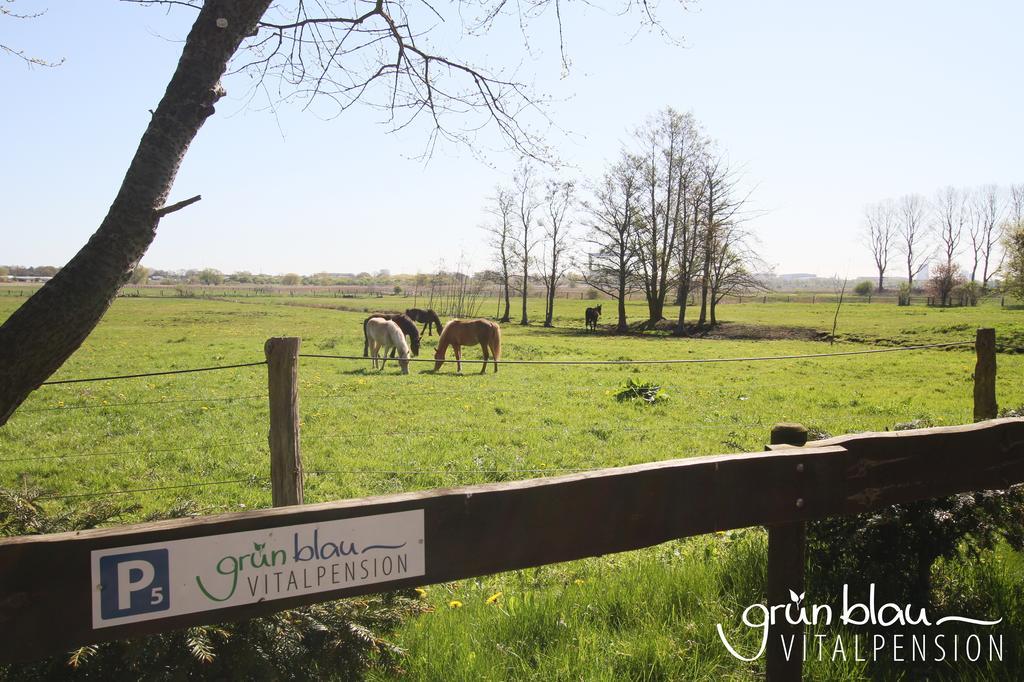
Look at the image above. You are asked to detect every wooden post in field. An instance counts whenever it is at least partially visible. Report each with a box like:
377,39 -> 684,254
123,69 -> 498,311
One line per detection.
974,328 -> 997,421
766,422 -> 809,682
266,337 -> 304,506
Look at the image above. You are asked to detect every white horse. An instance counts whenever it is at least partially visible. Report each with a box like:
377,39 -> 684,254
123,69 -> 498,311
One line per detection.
365,318 -> 411,374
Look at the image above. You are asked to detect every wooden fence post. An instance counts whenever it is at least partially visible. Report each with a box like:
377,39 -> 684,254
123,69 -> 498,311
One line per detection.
766,423 -> 808,682
266,337 -> 304,506
974,328 -> 997,421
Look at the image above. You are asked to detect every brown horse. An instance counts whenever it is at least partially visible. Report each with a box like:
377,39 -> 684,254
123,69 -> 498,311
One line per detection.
405,308 -> 444,336
433,319 -> 501,374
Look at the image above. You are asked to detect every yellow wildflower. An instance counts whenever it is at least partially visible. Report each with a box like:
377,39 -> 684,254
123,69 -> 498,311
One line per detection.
485,592 -> 502,604
573,579 -> 585,586
448,600 -> 463,609
415,588 -> 427,598
357,378 -> 366,385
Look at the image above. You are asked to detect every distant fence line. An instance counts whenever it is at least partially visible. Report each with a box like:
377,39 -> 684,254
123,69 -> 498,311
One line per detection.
1,282 -> 1016,308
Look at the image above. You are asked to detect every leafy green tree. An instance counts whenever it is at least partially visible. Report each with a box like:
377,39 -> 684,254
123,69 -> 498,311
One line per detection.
1004,223 -> 1024,300
197,268 -> 223,285
281,273 -> 301,286
853,280 -> 873,297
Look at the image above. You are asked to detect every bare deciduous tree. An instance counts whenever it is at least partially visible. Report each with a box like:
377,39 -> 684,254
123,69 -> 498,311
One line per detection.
582,153 -> 643,332
696,154 -> 746,327
707,222 -> 763,325
896,193 -> 931,291
635,108 -> 702,326
970,185 -> 1006,290
539,180 -> 575,327
511,164 -> 541,325
483,187 -> 517,322
863,200 -> 895,292
671,140 -> 707,334
932,186 -> 967,272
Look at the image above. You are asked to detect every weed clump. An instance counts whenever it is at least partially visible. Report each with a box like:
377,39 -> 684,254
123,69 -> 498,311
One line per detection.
613,378 -> 668,405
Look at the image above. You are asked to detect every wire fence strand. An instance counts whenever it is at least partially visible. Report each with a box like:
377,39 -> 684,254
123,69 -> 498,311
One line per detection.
40,361 -> 267,386
299,341 -> 973,367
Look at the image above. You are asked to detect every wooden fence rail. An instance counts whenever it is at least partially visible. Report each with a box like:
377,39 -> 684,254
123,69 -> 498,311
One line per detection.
0,418 -> 1021,666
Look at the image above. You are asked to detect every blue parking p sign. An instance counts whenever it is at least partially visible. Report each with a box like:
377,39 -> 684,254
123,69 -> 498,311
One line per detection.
99,549 -> 170,620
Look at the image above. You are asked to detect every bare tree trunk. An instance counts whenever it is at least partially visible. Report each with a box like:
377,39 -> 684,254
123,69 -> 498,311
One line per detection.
501,279 -> 511,322
521,263 -> 529,325
617,276 -> 628,332
0,2 -> 271,425
675,280 -> 690,332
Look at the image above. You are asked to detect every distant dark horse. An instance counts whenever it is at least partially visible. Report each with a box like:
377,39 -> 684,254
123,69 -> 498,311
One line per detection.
405,308 -> 444,337
363,313 -> 421,357
585,304 -> 602,331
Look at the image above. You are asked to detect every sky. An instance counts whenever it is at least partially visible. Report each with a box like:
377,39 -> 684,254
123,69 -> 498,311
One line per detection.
3,1 -> 1022,278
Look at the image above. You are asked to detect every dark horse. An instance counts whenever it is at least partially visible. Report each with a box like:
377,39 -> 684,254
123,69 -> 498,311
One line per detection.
405,308 -> 444,336
585,304 -> 602,331
363,313 -> 421,357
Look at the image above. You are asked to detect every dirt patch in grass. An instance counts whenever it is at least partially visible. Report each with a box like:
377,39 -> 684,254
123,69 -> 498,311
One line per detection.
646,319 -> 829,341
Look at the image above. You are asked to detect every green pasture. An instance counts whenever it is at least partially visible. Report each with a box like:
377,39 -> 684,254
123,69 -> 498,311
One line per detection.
1,293 -> 1022,679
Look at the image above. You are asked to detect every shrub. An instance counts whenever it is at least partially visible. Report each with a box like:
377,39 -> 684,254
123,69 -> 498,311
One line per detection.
853,281 -> 873,297
585,288 -> 601,300
927,262 -> 965,306
897,282 -> 911,306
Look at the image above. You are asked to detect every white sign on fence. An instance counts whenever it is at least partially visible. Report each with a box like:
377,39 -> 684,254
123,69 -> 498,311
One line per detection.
90,509 -> 425,628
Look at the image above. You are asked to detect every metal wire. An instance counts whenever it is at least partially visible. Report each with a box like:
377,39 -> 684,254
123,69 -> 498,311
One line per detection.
40,361 -> 267,386
299,341 -> 973,366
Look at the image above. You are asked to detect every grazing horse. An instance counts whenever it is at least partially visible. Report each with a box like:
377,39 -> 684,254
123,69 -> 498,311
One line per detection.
365,318 -> 411,374
585,304 -> 602,331
434,319 -> 501,374
405,308 -> 444,336
363,313 -> 421,357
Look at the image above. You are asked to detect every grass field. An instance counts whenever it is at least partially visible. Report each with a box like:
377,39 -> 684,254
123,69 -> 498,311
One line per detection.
2,292 -> 1022,679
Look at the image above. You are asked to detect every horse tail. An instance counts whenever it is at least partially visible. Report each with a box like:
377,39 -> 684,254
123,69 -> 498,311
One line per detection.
362,317 -> 370,357
491,322 -> 501,369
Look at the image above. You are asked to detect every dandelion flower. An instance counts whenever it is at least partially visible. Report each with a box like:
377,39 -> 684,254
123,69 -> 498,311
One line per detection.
415,588 -> 427,598
573,579 -> 585,586
486,592 -> 502,604
448,600 -> 463,609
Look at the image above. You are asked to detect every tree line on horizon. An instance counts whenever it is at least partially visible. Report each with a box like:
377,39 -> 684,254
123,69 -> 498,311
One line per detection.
863,185 -> 1024,306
